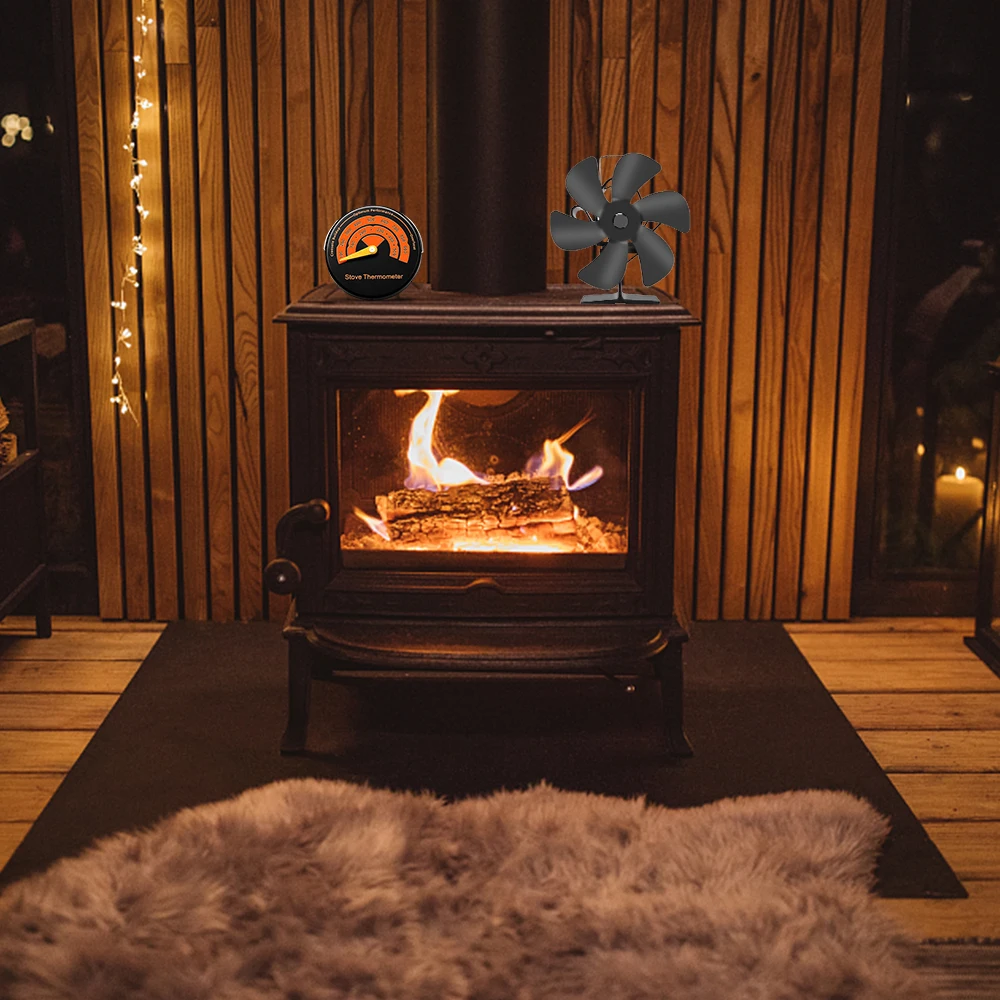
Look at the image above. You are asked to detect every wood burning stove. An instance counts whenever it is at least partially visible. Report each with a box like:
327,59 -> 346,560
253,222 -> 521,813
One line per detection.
268,286 -> 698,756
265,0 -> 699,758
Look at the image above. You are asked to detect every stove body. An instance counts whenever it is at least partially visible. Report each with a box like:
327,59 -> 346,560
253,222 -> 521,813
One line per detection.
270,284 -> 698,755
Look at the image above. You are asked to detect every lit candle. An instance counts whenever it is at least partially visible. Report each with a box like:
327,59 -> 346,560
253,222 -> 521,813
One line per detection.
933,466 -> 984,559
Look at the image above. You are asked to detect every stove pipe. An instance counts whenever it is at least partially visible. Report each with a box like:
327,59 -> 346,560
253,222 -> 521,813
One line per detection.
428,0 -> 550,296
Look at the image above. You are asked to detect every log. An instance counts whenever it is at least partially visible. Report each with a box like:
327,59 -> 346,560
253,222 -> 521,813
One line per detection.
343,474 -> 627,553
376,476 -> 574,529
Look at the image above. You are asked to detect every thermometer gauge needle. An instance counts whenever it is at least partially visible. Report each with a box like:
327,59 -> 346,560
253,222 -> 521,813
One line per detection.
338,244 -> 378,264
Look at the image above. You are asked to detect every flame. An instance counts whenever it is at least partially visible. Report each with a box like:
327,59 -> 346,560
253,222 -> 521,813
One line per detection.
956,466 -> 967,481
525,413 -> 603,492
350,394 -> 607,552
352,506 -> 390,541
400,390 -> 487,491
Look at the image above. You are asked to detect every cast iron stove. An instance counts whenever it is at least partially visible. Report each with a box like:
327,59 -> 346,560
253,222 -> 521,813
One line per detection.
268,284 -> 699,756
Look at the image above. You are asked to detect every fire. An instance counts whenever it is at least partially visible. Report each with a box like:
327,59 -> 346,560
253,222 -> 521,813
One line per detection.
395,389 -> 488,491
348,391 -> 616,552
352,506 -> 390,541
524,413 -> 604,491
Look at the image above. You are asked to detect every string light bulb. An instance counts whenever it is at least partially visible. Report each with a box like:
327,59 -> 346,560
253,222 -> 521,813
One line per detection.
110,0 -> 154,423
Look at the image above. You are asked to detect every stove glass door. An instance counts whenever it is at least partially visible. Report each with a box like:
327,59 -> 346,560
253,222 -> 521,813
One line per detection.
335,387 -> 633,567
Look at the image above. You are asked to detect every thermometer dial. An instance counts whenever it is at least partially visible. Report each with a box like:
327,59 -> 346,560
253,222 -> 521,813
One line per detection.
324,206 -> 423,299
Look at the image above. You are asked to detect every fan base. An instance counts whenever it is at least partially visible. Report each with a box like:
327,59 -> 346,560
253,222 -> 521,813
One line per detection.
580,288 -> 660,305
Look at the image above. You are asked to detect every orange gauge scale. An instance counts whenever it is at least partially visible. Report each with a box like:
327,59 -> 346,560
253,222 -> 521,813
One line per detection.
337,216 -> 410,263
324,205 -> 423,300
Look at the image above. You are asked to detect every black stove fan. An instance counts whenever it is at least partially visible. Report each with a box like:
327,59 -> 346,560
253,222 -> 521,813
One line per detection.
550,153 -> 690,304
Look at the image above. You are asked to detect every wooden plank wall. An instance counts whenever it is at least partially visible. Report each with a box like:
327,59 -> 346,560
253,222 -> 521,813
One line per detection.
71,0 -> 886,622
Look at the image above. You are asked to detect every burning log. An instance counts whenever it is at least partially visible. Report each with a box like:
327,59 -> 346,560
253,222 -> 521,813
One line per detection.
374,475 -> 578,549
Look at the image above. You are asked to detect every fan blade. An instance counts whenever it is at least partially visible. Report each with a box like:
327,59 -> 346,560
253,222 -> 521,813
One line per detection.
634,226 -> 675,286
565,156 -> 608,219
550,211 -> 605,251
578,241 -> 629,289
611,152 -> 661,202
634,190 -> 691,232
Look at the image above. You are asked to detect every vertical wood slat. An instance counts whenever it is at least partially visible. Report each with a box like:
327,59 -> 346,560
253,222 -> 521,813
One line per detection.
749,0 -> 801,618
400,0 -> 427,283
774,0 -> 830,619
257,0 -> 290,623
653,0 -> 685,300
161,0 -> 188,64
314,0 -> 343,274
342,0 -> 372,210
799,0 -> 858,619
722,0 -> 770,619
195,24 -> 234,620
103,0 -> 150,619
134,0 -> 178,620
164,0 -> 207,620
73,0 -> 123,618
567,0 -> 602,282
286,0 -> 315,298
696,0 -> 741,620
600,0 -> 628,182
624,0 -> 656,290
673,0 -> 712,626
372,0 -> 399,211
827,0 -> 887,618
227,0 -> 261,621
547,0 -> 572,286
74,1 -> 889,622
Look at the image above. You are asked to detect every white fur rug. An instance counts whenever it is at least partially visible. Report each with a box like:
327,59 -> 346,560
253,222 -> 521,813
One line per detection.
0,780 -> 929,999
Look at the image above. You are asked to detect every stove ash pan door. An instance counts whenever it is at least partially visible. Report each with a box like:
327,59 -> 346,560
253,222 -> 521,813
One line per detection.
297,383 -> 675,620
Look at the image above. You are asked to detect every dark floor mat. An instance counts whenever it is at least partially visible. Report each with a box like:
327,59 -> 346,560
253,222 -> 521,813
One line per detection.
0,620 -> 965,898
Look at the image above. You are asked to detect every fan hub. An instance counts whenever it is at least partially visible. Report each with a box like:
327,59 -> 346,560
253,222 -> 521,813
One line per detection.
598,199 -> 642,243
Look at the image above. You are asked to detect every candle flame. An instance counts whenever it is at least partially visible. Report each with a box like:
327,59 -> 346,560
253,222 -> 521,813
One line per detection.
956,466 -> 967,481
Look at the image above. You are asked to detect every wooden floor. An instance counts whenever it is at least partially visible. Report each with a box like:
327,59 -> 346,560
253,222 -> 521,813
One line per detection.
0,615 -> 997,943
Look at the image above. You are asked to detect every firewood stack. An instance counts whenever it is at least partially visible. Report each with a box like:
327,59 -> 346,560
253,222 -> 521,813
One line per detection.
0,396 -> 16,465
345,472 -> 626,553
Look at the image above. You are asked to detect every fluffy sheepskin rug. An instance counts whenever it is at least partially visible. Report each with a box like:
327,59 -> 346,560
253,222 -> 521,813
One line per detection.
0,780 -> 929,999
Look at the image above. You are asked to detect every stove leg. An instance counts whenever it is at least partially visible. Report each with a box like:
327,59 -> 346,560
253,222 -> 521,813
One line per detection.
655,640 -> 693,757
281,638 -> 313,754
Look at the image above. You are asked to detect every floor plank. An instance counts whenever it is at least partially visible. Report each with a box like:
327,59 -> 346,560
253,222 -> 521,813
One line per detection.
791,632 -> 984,660
0,632 -> 162,661
806,658 -> 1000,693
0,694 -> 118,730
835,693 -> 1000,730
786,618 -> 974,634
0,774 -> 64,822
0,823 -> 31,870
890,774 -> 1000,821
861,731 -> 1000,773
878,880 -> 1000,940
0,731 -> 95,772
0,661 -> 142,694
924,822 -> 1000,881
0,616 -> 167,633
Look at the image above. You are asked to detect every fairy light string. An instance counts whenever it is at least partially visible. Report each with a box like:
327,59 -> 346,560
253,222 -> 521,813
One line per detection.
110,0 -> 154,422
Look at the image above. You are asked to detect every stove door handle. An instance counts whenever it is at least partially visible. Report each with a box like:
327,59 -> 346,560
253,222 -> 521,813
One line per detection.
264,498 -> 331,595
